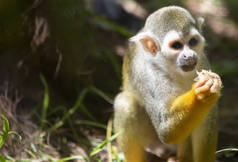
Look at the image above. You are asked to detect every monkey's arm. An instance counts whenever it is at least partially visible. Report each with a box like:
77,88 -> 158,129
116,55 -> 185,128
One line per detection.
158,71 -> 222,144
163,85 -> 218,144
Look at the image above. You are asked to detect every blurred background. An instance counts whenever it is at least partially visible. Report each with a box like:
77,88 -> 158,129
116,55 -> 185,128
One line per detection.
0,0 -> 237,161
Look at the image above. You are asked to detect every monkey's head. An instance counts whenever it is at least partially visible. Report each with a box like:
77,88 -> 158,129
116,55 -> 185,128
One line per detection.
130,6 -> 205,74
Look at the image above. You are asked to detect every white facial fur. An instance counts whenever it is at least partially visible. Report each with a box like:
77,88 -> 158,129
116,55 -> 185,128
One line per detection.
161,30 -> 182,58
188,27 -> 205,54
158,27 -> 205,74
161,28 -> 205,57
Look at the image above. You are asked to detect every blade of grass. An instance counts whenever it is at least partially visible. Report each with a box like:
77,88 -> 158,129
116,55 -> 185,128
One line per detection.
67,118 -> 91,146
75,120 -> 107,130
30,143 -> 37,153
111,145 -> 120,161
0,115 -> 22,149
40,74 -> 49,129
48,105 -> 67,116
24,149 -> 36,158
216,148 -> 238,154
5,156 -> 14,161
90,131 -> 121,157
38,151 -> 56,161
0,114 -> 10,148
106,118 -> 113,162
79,103 -> 96,121
89,86 -> 113,105
15,159 -> 32,162
1,115 -> 9,133
53,155 -> 87,162
8,131 -> 22,141
48,89 -> 88,132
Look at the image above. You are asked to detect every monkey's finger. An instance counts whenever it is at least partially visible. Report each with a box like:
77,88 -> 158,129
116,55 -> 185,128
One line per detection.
195,79 -> 213,94
195,78 -> 212,92
210,79 -> 219,93
205,78 -> 214,88
207,71 -> 216,76
210,72 -> 220,79
194,77 -> 208,88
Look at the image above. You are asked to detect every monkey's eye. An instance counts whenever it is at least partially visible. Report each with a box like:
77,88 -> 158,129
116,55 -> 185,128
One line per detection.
189,37 -> 199,47
170,41 -> 183,50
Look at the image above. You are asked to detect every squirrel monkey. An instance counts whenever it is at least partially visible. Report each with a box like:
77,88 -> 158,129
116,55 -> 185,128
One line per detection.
114,6 -> 223,162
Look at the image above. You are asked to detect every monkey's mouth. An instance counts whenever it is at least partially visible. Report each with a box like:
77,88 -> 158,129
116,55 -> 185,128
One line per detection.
180,63 -> 197,72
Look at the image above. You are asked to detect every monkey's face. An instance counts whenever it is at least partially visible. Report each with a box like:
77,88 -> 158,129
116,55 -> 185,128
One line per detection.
161,28 -> 205,73
130,27 -> 205,75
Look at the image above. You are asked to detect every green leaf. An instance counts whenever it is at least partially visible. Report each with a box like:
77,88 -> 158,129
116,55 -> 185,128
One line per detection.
0,154 -> 6,162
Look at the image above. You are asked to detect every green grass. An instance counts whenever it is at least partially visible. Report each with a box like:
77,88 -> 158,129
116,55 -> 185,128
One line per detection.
0,114 -> 22,161
0,73 -> 121,162
216,148 -> 238,154
37,74 -> 122,161
53,155 -> 88,162
40,74 -> 50,129
48,88 -> 89,133
90,131 -> 120,157
0,114 -> 22,148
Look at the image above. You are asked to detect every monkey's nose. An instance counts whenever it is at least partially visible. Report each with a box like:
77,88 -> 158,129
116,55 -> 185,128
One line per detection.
178,55 -> 198,72
183,55 -> 197,65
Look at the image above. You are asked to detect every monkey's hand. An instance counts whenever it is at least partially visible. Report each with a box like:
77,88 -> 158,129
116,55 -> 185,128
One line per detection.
193,70 -> 223,100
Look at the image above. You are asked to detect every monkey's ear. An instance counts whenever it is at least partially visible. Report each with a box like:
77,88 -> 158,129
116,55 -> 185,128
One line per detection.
139,36 -> 158,56
129,32 -> 160,56
197,17 -> 205,32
